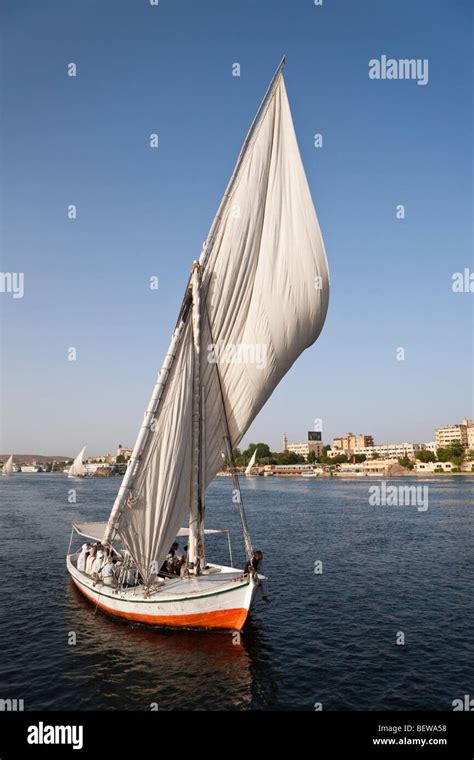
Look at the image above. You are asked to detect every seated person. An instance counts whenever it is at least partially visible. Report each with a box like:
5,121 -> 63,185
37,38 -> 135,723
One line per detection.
244,550 -> 263,575
91,549 -> 105,581
101,555 -> 117,588
77,543 -> 90,572
85,545 -> 97,575
161,542 -> 179,574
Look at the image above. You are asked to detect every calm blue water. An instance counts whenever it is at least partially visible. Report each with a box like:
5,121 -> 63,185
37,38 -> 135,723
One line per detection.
0,473 -> 472,710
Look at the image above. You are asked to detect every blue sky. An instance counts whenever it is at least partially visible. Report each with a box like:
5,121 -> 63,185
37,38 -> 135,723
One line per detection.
0,0 -> 472,456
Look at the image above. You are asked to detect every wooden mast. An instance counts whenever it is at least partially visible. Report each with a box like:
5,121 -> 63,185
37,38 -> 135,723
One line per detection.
188,261 -> 203,574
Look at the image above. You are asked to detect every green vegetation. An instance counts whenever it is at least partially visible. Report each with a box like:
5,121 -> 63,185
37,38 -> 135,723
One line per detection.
416,450 -> 437,463
228,443 -> 306,468
327,454 -> 348,464
398,457 -> 414,470
436,442 -> 465,467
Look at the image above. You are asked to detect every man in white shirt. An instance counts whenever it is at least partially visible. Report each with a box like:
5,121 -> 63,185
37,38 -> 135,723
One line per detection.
85,545 -> 97,575
92,549 -> 105,577
77,544 -> 89,573
101,556 -> 117,588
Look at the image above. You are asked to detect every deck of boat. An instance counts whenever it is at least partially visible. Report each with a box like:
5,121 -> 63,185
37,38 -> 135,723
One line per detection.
68,553 -> 250,600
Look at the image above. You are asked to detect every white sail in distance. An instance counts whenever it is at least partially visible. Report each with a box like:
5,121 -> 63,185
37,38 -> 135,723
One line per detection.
114,70 -> 329,585
3,455 -> 14,476
245,449 -> 257,476
69,446 -> 86,478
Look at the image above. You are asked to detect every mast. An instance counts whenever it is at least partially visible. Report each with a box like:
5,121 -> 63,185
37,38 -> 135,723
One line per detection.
188,261 -> 203,574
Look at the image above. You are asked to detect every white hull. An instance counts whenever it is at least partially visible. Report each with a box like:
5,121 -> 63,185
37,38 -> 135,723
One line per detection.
67,553 -> 260,631
20,465 -> 40,473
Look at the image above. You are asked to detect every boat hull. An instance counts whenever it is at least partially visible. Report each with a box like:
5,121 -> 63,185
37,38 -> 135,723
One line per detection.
67,555 -> 259,631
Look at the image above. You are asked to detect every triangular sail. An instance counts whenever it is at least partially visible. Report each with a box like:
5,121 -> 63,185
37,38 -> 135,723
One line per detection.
3,455 -> 14,475
117,322 -> 194,580
69,446 -> 86,477
200,74 -> 328,487
245,449 -> 257,475
113,69 -> 329,585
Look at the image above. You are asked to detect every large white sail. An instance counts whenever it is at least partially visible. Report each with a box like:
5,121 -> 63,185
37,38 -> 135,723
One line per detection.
113,70 -> 329,585
200,74 -> 329,486
245,449 -> 257,476
68,446 -> 86,478
3,455 -> 14,476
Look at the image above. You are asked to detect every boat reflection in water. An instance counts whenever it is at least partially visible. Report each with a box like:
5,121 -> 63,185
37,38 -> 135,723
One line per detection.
66,581 -> 278,710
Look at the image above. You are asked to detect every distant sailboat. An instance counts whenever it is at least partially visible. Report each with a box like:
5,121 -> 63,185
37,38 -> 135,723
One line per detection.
3,455 -> 14,476
245,449 -> 258,477
66,58 -> 329,631
68,446 -> 86,479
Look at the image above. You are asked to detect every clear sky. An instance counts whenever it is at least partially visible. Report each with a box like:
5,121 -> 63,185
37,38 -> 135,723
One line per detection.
0,0 -> 472,457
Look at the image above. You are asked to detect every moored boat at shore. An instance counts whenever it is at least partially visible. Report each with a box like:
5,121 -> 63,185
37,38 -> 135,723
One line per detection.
20,464 -> 40,473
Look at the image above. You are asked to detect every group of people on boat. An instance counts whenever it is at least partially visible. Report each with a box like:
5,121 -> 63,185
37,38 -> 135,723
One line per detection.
161,541 -> 188,576
76,539 -> 264,588
76,542 -> 120,588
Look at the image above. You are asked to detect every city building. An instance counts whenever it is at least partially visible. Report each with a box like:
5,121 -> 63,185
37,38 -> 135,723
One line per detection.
286,432 -> 324,461
414,461 -> 455,473
116,445 -> 133,460
332,433 -> 374,454
435,419 -> 473,449
86,454 -> 115,465
467,425 -> 474,451
336,458 -> 406,477
353,442 -> 425,461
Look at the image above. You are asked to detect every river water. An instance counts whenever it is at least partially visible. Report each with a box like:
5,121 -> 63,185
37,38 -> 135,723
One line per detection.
0,473 -> 472,710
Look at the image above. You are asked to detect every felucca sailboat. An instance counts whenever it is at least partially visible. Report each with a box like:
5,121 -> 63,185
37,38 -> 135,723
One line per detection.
67,446 -> 86,479
66,58 -> 329,630
245,449 -> 258,477
2,455 -> 14,476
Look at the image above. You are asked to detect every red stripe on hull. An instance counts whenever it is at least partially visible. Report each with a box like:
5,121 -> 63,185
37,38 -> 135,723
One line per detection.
72,578 -> 249,631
